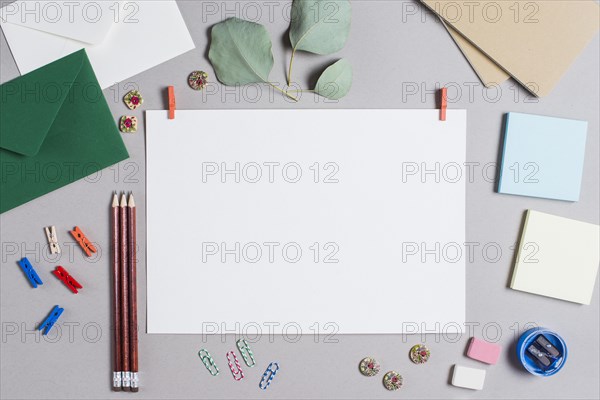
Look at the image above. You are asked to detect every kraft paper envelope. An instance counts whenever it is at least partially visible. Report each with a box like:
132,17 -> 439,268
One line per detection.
442,21 -> 509,87
0,50 -> 129,214
422,1 -> 600,96
0,1 -> 195,88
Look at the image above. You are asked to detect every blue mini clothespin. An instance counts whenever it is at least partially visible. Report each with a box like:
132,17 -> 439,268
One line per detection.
38,305 -> 64,335
17,257 -> 43,288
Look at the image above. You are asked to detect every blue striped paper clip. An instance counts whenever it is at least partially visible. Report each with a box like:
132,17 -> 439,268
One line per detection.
236,339 -> 256,367
198,349 -> 219,376
259,362 -> 279,390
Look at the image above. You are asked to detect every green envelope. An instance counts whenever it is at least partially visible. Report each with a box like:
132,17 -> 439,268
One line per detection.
0,50 -> 129,214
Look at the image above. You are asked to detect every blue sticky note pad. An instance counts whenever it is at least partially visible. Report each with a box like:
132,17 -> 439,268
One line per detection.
498,113 -> 588,201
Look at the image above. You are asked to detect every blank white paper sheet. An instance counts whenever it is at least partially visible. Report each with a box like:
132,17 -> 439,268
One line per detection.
146,110 -> 466,334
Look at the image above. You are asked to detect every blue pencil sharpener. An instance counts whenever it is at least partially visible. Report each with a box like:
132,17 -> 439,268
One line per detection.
517,328 -> 567,376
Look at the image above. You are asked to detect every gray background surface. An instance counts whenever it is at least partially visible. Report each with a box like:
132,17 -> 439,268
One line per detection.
1,1 -> 599,399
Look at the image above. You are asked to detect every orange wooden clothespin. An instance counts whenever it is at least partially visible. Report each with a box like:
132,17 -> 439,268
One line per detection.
439,87 -> 447,121
70,226 -> 97,257
168,86 -> 176,119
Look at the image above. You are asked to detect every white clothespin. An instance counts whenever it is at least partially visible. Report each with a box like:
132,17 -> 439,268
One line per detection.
44,226 -> 61,254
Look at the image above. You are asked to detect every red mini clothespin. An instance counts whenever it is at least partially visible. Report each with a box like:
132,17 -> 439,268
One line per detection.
439,87 -> 447,121
168,86 -> 176,119
70,226 -> 97,257
53,266 -> 83,294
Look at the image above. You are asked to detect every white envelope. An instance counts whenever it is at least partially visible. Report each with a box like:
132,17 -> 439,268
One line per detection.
0,1 -> 195,88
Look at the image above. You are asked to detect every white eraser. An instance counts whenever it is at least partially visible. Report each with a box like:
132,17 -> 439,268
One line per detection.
451,365 -> 486,390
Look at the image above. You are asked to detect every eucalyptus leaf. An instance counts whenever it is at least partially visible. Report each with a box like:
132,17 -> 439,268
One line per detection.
289,0 -> 351,55
315,59 -> 352,100
209,18 -> 274,85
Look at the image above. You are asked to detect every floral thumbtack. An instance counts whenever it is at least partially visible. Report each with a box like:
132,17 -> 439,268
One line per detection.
119,116 -> 138,133
188,71 -> 208,91
124,90 -> 143,110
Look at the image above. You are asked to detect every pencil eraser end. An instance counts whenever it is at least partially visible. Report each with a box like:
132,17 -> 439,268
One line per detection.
467,337 -> 502,365
451,365 -> 486,390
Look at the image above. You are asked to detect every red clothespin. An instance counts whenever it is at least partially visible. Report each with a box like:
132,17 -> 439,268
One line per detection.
168,86 -> 176,119
70,226 -> 97,257
53,266 -> 83,294
439,87 -> 447,121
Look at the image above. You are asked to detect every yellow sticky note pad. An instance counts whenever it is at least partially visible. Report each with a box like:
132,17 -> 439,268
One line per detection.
511,210 -> 600,305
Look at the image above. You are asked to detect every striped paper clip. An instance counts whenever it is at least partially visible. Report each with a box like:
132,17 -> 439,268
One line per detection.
198,349 -> 219,376
259,362 -> 279,390
226,351 -> 244,381
236,339 -> 256,367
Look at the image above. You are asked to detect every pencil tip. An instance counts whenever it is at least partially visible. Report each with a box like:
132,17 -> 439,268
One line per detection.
120,193 -> 127,207
112,193 -> 119,207
128,193 -> 136,207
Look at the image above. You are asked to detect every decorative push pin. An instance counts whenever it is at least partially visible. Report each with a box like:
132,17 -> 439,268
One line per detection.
383,371 -> 403,391
53,266 -> 83,294
17,257 -> 43,288
70,226 -> 97,257
188,71 -> 208,90
123,90 -> 143,110
119,116 -> 138,133
359,357 -> 380,376
38,305 -> 64,335
44,226 -> 60,254
409,344 -> 431,364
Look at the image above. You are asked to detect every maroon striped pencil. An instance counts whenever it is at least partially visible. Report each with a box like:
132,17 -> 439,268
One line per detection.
120,193 -> 131,390
128,193 -> 139,391
111,193 -> 122,391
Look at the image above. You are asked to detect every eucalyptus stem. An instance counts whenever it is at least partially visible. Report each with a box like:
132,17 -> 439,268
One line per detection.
286,89 -> 315,93
287,49 -> 297,87
268,82 -> 298,101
